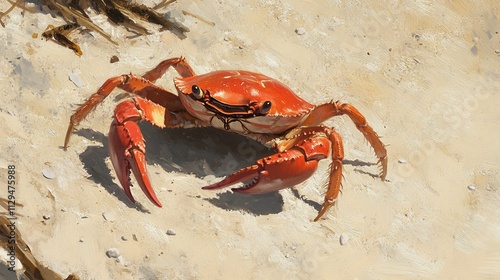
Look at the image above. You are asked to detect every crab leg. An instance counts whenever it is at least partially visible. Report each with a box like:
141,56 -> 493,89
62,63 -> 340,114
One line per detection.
64,57 -> 195,149
109,96 -> 192,206
278,126 -> 345,221
142,57 -> 195,82
313,128 -> 344,221
302,101 -> 387,180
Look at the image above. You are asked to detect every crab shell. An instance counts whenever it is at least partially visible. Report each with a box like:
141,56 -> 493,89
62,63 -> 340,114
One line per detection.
174,70 -> 315,134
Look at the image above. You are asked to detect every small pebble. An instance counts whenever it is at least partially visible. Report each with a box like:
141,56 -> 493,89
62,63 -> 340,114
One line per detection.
398,159 -> 407,164
68,71 -> 85,88
102,212 -> 115,222
339,233 -> 349,245
42,215 -> 50,220
132,234 -> 138,241
79,238 -> 84,243
110,55 -> 119,63
121,236 -> 128,241
116,255 -> 125,264
42,168 -> 56,179
295,27 -> 306,35
467,185 -> 476,191
106,248 -> 120,258
166,229 -> 176,236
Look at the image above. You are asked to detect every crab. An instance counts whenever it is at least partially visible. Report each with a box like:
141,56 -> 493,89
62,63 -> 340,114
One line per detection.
64,57 -> 387,221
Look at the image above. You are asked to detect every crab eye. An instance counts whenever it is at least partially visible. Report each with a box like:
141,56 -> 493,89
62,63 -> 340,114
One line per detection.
260,101 -> 272,114
191,85 -> 204,99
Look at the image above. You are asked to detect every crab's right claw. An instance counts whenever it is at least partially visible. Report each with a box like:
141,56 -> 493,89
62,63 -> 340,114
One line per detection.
108,103 -> 162,207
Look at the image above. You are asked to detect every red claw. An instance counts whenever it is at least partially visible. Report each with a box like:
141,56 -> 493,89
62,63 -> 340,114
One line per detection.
203,148 -> 320,195
108,102 -> 162,207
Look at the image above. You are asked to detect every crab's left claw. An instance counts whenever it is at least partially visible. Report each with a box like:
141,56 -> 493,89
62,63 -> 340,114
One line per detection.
202,148 -> 320,194
203,137 -> 331,195
108,100 -> 162,207
203,134 -> 344,221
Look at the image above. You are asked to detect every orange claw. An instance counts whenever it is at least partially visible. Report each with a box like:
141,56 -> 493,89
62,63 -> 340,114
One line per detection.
108,99 -> 163,207
204,137 -> 330,196
203,149 -> 320,194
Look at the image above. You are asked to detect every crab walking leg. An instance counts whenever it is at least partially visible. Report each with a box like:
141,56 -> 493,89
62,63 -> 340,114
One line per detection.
109,96 -> 187,207
278,126 -> 345,221
64,57 -> 195,150
302,101 -> 387,180
314,129 -> 344,221
64,75 -> 182,149
141,57 -> 196,82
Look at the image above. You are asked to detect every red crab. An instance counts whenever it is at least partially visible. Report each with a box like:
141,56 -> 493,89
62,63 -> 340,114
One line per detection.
64,57 -> 387,221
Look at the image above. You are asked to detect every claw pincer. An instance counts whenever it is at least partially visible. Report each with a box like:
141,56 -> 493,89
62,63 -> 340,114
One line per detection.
203,137 -> 330,194
108,99 -> 163,207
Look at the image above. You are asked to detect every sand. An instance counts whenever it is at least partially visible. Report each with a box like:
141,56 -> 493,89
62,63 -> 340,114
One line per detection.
0,0 -> 499,279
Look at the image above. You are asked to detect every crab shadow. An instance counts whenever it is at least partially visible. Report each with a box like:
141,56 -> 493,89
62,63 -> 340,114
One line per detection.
344,159 -> 380,178
74,129 -> 150,212
75,124 -> 288,216
74,123 -> 377,216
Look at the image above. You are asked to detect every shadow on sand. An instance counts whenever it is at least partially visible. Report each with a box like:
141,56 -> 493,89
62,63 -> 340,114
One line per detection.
73,123 -> 376,216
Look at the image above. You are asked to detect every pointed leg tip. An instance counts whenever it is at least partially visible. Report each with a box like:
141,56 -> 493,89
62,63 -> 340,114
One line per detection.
314,199 -> 336,222
313,208 -> 327,222
377,156 -> 388,181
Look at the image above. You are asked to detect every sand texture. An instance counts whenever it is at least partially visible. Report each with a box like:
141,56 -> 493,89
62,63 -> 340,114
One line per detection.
0,1 -> 499,279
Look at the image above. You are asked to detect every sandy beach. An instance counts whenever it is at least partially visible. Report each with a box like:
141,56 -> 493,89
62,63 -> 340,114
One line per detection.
0,1 -> 499,279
